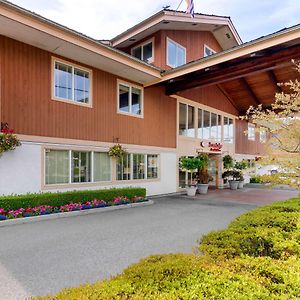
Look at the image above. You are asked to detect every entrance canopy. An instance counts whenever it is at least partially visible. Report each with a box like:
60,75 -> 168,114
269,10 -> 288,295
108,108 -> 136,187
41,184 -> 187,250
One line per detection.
159,24 -> 300,114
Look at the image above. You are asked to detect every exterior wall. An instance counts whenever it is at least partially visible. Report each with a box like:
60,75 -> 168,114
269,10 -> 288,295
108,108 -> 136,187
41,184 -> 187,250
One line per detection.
235,119 -> 267,156
121,30 -> 222,70
0,139 -> 177,196
0,35 -> 176,149
178,85 -> 239,116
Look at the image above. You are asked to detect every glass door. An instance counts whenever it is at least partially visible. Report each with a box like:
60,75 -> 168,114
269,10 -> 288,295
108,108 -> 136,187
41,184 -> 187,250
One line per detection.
208,158 -> 218,187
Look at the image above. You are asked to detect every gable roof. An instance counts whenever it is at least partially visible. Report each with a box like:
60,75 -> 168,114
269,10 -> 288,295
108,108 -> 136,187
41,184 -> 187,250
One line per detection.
0,0 -> 162,84
111,9 -> 242,50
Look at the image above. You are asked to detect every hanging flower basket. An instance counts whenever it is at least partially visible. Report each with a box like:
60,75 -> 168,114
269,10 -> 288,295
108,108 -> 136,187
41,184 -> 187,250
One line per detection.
0,123 -> 21,155
108,144 -> 127,158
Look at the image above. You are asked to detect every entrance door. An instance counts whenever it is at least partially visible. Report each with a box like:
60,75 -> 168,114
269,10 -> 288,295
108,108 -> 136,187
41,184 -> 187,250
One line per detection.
208,158 -> 219,188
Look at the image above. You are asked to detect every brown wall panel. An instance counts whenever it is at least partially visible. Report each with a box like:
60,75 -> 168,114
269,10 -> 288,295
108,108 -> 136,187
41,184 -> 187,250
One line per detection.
235,119 -> 267,156
120,30 -> 222,70
178,85 -> 239,116
1,36 -> 176,148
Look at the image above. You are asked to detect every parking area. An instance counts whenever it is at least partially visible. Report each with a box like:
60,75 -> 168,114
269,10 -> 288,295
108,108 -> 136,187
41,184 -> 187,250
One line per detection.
0,188 -> 298,299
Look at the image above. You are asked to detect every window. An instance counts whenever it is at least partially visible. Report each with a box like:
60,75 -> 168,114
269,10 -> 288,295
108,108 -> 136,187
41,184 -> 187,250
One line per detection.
204,45 -> 216,57
224,117 -> 234,143
147,155 -> 158,179
248,123 -> 255,141
133,154 -> 145,180
53,59 -> 91,105
94,152 -> 111,182
117,154 -> 131,181
45,149 -> 69,185
45,149 -> 111,185
198,110 -> 222,141
260,128 -> 267,143
117,153 -> 159,181
118,81 -> 143,117
179,103 -> 195,137
132,40 -> 154,63
167,38 -> 186,68
71,151 -> 91,183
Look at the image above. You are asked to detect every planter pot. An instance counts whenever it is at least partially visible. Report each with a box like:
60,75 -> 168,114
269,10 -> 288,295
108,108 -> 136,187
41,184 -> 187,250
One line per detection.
229,180 -> 239,190
186,185 -> 197,196
197,183 -> 209,195
238,181 -> 244,189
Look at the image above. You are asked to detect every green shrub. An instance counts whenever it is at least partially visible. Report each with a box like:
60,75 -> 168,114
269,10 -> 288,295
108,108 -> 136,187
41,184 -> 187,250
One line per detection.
0,187 -> 146,211
250,175 -> 262,183
37,254 -> 300,300
199,198 -> 300,259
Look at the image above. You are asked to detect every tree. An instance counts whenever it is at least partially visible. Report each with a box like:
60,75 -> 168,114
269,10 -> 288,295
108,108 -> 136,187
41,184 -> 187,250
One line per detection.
244,62 -> 300,188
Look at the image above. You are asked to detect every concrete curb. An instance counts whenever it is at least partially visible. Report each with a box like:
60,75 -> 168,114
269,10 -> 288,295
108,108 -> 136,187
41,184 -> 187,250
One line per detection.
0,200 -> 154,227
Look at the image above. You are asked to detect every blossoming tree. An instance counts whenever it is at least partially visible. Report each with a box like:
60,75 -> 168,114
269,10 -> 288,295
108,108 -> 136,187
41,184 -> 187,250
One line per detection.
245,62 -> 300,188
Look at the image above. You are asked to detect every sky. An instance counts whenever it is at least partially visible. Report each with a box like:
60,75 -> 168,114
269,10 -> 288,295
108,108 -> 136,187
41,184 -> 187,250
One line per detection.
9,0 -> 300,42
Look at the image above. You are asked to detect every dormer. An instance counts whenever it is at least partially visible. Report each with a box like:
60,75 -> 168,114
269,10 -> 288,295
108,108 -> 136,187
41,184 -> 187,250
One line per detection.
111,10 -> 242,69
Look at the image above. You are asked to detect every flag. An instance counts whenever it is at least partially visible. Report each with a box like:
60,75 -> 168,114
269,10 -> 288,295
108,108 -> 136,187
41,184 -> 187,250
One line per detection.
186,0 -> 195,18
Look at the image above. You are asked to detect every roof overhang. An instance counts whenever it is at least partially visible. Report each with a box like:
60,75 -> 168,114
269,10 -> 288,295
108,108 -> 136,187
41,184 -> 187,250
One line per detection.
155,23 -> 300,86
0,0 -> 162,85
111,10 -> 242,50
157,24 -> 300,114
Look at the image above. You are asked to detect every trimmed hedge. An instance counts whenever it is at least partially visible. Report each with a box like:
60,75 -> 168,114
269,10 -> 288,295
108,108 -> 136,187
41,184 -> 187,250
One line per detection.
0,188 -> 146,211
36,197 -> 300,300
199,198 -> 300,259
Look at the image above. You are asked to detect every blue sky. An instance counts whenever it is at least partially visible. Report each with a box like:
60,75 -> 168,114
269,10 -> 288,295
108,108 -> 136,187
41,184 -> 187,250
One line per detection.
10,0 -> 300,42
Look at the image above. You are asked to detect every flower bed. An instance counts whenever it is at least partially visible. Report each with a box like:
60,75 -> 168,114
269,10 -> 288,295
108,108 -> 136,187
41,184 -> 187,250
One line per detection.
0,196 -> 146,221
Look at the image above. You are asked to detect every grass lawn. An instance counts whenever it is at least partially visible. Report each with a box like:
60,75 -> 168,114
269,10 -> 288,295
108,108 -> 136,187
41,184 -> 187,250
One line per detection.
36,197 -> 300,300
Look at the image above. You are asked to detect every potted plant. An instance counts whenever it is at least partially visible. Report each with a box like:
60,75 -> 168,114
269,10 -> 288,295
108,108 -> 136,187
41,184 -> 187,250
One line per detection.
238,173 -> 244,189
222,170 -> 241,190
108,144 -> 127,158
222,155 -> 234,185
196,153 -> 210,194
180,157 -> 201,196
235,160 -> 247,189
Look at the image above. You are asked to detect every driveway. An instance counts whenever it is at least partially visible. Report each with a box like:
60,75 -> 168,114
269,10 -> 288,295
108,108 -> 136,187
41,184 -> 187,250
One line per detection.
0,188 -> 298,299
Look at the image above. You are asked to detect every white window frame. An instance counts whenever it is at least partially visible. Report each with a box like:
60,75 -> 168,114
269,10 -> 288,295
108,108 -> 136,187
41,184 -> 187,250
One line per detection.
204,44 -> 216,57
166,37 -> 186,68
44,149 -> 112,186
131,38 -> 154,63
248,123 -> 256,141
223,116 -> 234,144
117,80 -> 144,118
116,153 -> 160,182
51,57 -> 93,108
260,128 -> 267,143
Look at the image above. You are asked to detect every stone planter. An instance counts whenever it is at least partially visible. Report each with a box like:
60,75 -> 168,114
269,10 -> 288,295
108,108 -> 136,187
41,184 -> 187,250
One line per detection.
229,180 -> 239,190
197,183 -> 209,195
238,181 -> 244,189
186,186 -> 197,196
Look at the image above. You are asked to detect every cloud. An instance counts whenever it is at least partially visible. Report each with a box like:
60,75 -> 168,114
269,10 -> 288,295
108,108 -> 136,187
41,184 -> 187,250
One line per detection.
8,0 -> 300,41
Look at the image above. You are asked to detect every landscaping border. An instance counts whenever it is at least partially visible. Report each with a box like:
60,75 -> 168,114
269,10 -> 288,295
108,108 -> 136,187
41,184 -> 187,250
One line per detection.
0,200 -> 154,227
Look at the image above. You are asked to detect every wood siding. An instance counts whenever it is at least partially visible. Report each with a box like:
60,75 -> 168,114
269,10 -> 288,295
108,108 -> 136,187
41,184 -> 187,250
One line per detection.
178,85 -> 239,116
235,119 -> 267,156
120,30 -> 222,70
0,36 -> 176,148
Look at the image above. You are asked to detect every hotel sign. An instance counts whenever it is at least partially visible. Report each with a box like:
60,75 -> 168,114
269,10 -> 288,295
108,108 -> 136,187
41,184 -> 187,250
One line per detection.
200,141 -> 223,152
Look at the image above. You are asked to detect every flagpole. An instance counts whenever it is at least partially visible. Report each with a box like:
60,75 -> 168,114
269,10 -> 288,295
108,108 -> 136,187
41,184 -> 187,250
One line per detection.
175,0 -> 184,12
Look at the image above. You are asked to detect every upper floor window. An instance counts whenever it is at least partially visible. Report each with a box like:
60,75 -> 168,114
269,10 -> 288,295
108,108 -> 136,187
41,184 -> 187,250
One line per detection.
248,123 -> 256,141
198,109 -> 222,141
53,58 -> 91,106
204,45 -> 216,57
167,38 -> 186,68
131,40 -> 154,63
179,103 -> 195,138
223,116 -> 234,144
117,81 -> 143,117
260,128 -> 267,143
